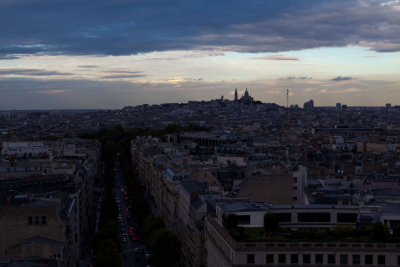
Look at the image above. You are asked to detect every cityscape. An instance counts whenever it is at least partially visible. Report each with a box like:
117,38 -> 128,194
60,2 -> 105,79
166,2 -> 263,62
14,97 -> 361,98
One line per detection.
1,0 -> 400,267
1,92 -> 400,266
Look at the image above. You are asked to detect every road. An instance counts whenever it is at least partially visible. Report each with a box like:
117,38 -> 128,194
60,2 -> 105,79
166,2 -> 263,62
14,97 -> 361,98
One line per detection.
114,163 -> 148,267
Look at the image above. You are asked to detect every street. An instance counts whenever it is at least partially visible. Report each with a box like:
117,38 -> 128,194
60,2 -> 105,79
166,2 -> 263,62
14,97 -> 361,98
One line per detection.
114,163 -> 148,267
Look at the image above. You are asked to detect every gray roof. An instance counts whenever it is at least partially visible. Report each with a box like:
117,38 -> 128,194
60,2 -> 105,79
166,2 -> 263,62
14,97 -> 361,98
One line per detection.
180,180 -> 207,195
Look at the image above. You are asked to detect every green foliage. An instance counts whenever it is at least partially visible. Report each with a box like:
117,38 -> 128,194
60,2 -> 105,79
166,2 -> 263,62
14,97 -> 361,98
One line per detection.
333,225 -> 354,238
148,228 -> 181,267
264,213 -> 279,233
222,214 -> 239,230
93,249 -> 121,267
142,216 -> 165,243
93,221 -> 121,248
372,222 -> 389,241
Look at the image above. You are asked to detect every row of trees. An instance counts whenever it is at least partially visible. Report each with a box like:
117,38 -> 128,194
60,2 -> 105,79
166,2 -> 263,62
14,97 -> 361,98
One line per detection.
119,149 -> 182,267
92,160 -> 121,267
83,124 -> 187,266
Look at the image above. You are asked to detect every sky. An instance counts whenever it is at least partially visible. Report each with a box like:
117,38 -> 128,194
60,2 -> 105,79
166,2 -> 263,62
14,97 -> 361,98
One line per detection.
0,0 -> 399,109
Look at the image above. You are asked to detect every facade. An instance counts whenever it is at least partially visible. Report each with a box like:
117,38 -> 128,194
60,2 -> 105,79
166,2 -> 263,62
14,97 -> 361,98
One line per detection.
206,215 -> 400,267
0,139 -> 100,267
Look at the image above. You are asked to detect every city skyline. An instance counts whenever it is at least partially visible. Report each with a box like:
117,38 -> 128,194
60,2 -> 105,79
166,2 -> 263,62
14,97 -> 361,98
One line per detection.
1,0 -> 400,109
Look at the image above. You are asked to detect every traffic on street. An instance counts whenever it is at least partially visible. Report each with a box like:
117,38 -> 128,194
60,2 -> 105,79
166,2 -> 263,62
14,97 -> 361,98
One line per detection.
114,162 -> 148,267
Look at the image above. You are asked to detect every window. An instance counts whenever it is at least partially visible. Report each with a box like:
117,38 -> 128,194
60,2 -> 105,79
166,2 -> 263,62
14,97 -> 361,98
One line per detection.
316,254 -> 323,264
353,255 -> 360,265
298,212 -> 330,222
293,196 -> 298,201
34,216 -> 39,224
340,254 -> 348,264
266,254 -> 273,264
328,254 -> 336,264
365,255 -> 373,265
397,255 -> 400,265
278,254 -> 286,264
337,213 -> 358,223
28,216 -> 33,225
293,177 -> 297,183
237,215 -> 250,225
42,216 -> 47,224
378,255 -> 385,265
274,213 -> 291,222
247,254 -> 255,264
303,254 -> 311,264
291,254 -> 298,264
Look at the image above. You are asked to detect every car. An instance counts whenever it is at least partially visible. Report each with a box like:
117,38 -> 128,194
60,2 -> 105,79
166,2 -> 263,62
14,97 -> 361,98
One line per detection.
133,247 -> 141,254
121,234 -> 128,242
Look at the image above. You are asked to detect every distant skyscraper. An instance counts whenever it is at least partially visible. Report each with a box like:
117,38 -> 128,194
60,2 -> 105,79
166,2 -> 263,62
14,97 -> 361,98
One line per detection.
386,103 -> 391,109
234,88 -> 238,101
303,99 -> 314,110
336,103 -> 342,112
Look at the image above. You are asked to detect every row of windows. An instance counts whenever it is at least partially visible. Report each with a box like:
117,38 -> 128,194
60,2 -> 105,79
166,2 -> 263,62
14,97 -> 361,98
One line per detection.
28,216 -> 46,225
247,253 -> 396,265
272,212 -> 358,223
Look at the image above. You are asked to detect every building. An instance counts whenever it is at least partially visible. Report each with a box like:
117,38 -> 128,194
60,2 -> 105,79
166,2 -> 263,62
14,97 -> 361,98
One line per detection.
303,99 -> 314,110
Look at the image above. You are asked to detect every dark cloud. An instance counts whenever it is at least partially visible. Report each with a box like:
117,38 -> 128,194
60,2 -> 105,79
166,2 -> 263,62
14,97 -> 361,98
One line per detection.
102,68 -> 143,74
78,65 -> 99,68
0,55 -> 20,60
0,68 -> 73,76
0,0 -> 399,56
101,74 -> 146,79
281,76 -> 312,80
330,76 -> 353,81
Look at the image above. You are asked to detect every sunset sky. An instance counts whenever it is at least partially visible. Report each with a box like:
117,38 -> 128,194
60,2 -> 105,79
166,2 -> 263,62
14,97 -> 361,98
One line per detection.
1,0 -> 399,109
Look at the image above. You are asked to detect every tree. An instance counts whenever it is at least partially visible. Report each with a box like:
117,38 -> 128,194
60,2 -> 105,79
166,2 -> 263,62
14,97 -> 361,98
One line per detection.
93,221 -> 121,250
142,216 -> 165,242
93,249 -> 121,267
372,222 -> 389,241
222,214 -> 238,230
264,213 -> 279,233
148,228 -> 181,267
333,225 -> 354,238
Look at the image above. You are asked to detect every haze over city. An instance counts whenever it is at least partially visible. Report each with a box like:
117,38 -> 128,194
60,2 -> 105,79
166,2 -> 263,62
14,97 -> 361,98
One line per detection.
1,0 -> 399,109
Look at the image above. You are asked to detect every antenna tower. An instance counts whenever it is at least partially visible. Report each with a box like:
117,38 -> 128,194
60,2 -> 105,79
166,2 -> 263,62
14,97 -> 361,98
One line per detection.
286,89 -> 289,142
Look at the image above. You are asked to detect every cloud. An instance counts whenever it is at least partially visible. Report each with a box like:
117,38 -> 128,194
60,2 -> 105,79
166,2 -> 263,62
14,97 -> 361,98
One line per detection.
101,74 -> 146,79
78,65 -> 99,68
102,68 -> 143,74
280,76 -> 312,80
0,55 -> 20,60
335,88 -> 362,93
266,90 -> 281,95
0,68 -> 73,76
253,55 -> 299,61
32,89 -> 71,94
330,76 -> 353,81
319,89 -> 328,93
1,0 -> 400,57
